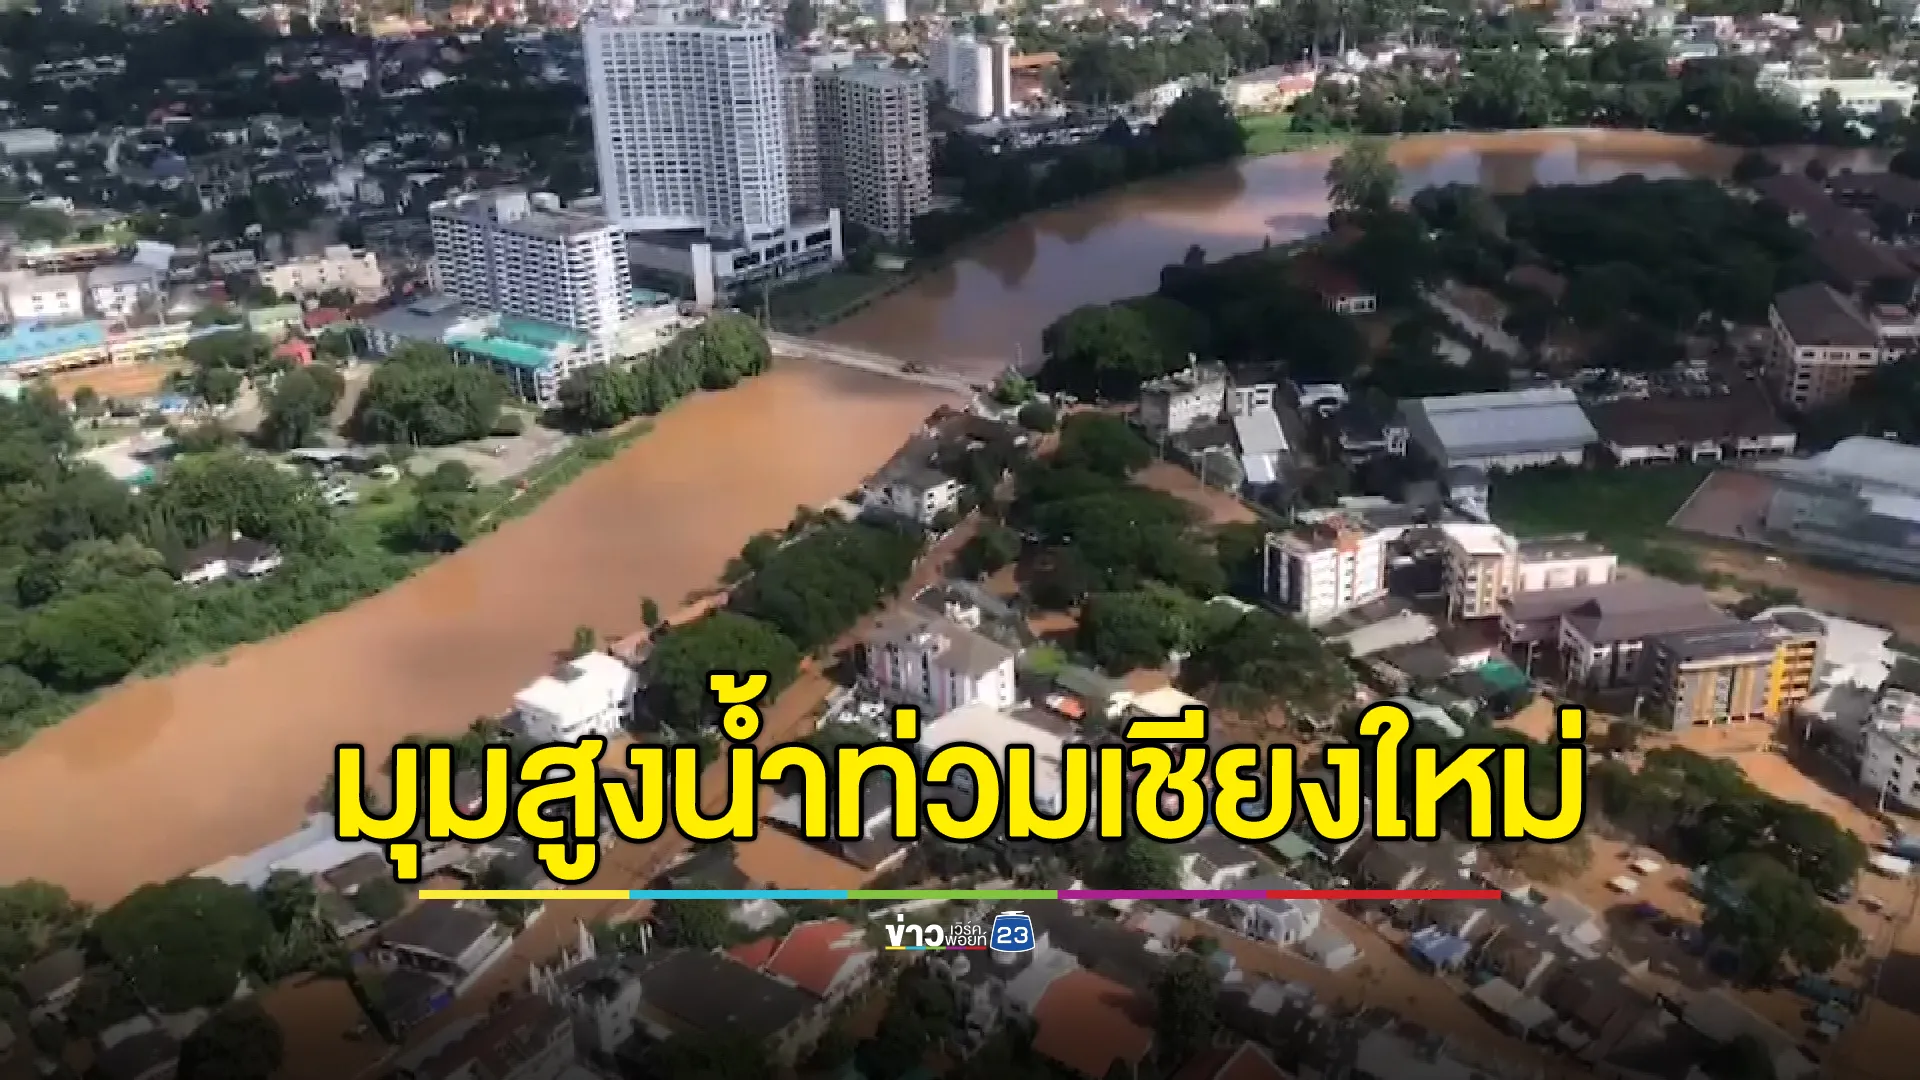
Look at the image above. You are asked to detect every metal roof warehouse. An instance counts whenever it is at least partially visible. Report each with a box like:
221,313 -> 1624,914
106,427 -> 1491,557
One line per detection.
1400,387 -> 1598,471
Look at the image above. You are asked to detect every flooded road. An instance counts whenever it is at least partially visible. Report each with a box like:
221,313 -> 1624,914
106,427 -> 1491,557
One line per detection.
0,129 -> 1763,901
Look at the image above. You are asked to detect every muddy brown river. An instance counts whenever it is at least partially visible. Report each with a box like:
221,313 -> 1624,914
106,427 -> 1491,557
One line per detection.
0,130 -> 1791,901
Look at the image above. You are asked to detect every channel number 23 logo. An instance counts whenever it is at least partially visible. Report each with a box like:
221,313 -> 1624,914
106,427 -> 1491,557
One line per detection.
991,911 -> 1035,953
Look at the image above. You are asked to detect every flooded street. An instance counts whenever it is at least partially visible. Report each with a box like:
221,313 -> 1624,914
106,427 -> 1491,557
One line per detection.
1,129 -> 1754,901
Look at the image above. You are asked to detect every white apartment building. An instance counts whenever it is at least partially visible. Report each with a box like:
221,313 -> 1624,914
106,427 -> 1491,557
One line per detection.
1765,75 -> 1919,115
1,271 -> 84,322
585,17 -> 791,241
512,652 -> 639,743
1860,687 -> 1920,811
85,264 -> 159,319
864,603 -> 1017,716
1445,526 -> 1617,621
260,244 -> 386,304
429,189 -> 633,344
929,31 -> 1012,120
586,17 -> 843,307
1265,516 -> 1393,626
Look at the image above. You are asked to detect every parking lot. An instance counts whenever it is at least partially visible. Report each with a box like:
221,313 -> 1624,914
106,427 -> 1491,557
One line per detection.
407,419 -> 571,486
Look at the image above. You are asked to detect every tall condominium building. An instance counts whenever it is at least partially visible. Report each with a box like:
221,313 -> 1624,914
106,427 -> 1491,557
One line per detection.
585,16 -> 790,241
824,65 -> 932,242
929,31 -> 1012,120
429,189 -> 633,340
783,57 -> 932,242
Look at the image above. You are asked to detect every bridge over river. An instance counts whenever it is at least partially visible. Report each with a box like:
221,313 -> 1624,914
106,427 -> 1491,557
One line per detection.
768,332 -> 979,396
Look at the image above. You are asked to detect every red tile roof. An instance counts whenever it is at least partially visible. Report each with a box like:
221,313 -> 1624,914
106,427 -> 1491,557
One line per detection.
763,918 -> 870,998
304,307 -> 346,329
1032,969 -> 1154,1079
727,936 -> 779,971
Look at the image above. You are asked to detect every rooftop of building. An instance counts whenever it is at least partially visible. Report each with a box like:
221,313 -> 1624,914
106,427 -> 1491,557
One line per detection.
1812,229 -> 1916,284
1752,172 -> 1871,234
1142,362 -> 1228,395
412,995 -> 568,1080
1647,617 -> 1819,664
513,651 -> 634,721
633,947 -> 816,1041
1401,387 -> 1598,459
867,604 -> 1014,678
1586,384 -> 1792,448
0,320 -> 107,367
1772,281 -> 1878,348
1792,435 -> 1920,497
1031,967 -> 1155,1079
447,316 -> 588,372
1506,576 -> 1731,645
1516,535 -> 1612,562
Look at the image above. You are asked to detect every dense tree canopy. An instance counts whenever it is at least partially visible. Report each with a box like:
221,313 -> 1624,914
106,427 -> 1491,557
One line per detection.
348,344 -> 505,446
558,314 -> 771,432
730,522 -> 921,653
1180,609 -> 1354,726
177,1002 -> 285,1080
0,879 -> 90,972
644,611 -> 802,732
92,878 -> 272,1012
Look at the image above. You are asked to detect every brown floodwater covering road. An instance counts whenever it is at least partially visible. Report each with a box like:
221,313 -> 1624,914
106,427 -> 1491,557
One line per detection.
7,129 -> 1874,904
0,361 -> 950,903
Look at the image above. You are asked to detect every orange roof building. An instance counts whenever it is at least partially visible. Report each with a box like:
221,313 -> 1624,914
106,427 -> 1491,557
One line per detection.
1032,969 -> 1155,1079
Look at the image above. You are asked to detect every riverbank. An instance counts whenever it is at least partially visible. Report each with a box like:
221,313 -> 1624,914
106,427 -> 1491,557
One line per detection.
0,359 -> 946,902
766,115 -> 1354,335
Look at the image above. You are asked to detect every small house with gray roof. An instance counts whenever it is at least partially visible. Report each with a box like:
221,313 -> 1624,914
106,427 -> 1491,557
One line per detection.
1400,387 -> 1598,473
1501,577 -> 1730,689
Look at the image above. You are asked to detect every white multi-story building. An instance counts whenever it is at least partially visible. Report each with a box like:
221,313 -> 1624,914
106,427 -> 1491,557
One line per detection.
587,15 -> 843,307
1,271 -> 84,322
865,603 -> 1017,716
430,189 -> 633,343
260,244 -> 386,304
512,652 -> 639,743
918,703 -> 1066,816
586,16 -> 790,240
1444,526 -> 1618,621
1265,515 -> 1394,626
84,264 -> 160,319
929,31 -> 1012,120
1860,686 -> 1920,811
1764,75 -> 1919,115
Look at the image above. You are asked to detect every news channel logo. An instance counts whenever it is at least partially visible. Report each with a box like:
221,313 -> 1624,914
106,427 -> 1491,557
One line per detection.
883,910 -> 1036,953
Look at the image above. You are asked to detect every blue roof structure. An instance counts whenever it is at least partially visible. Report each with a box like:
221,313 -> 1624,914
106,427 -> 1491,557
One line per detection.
1409,926 -> 1472,970
0,321 -> 107,368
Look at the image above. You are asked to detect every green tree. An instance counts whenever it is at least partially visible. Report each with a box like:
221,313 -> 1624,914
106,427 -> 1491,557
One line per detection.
1055,413 -> 1151,478
178,1002 -> 285,1080
1154,951 -> 1218,1064
651,899 -> 736,949
570,624 -> 597,657
657,1029 -> 771,1080
1181,609 -> 1352,725
257,365 -> 344,450
92,878 -> 272,1012
1701,853 -> 1862,982
350,879 -> 404,923
21,587 -> 171,690
1090,838 -> 1178,890
0,880 -> 90,972
1077,590 -> 1192,673
783,0 -> 815,37
953,522 -> 1020,579
390,490 -> 477,553
644,612 -> 801,731
1038,303 -> 1173,399
731,523 -> 922,652
1016,400 -> 1057,433
348,344 -> 504,446
1326,137 -> 1399,217
641,596 -> 662,629
194,366 -> 244,407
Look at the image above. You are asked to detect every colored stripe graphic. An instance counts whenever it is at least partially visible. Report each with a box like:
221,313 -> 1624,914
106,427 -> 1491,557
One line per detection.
415,887 -> 1505,902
